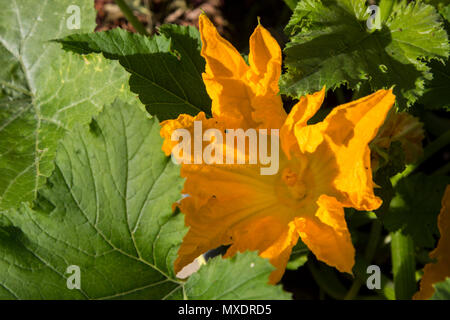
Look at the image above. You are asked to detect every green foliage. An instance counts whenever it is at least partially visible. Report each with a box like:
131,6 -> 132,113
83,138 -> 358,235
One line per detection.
185,252 -> 291,299
441,4 -> 450,21
418,59 -> 450,110
424,1 -> 450,13
55,26 -> 212,121
373,141 -> 406,216
431,278 -> 450,300
283,0 -> 299,11
280,0 -> 449,109
382,173 -> 450,248
286,240 -> 309,270
0,97 -> 286,300
0,97 -> 184,299
418,4 -> 450,110
0,0 -> 129,211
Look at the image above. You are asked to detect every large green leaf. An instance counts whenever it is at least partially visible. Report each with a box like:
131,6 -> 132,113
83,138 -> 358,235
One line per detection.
0,0 -> 129,211
56,26 -> 212,121
0,97 -> 287,300
442,4 -> 450,21
280,0 -> 449,109
0,97 -> 185,299
185,252 -> 291,299
424,0 -> 450,13
382,173 -> 450,248
419,59 -> 450,110
418,4 -> 450,111
283,0 -> 299,11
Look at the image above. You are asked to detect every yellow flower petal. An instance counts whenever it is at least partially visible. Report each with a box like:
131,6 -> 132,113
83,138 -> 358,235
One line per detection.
173,161 -> 295,281
199,14 -> 286,130
414,185 -> 450,300
160,111 -> 219,159
164,16 -> 395,283
295,195 -> 355,274
248,25 -> 281,95
225,220 -> 300,284
247,24 -> 287,130
297,89 -> 395,211
199,15 -> 250,128
199,14 -> 248,82
280,87 -> 326,157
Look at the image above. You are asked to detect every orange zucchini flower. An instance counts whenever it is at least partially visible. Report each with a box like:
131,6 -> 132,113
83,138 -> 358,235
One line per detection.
414,185 -> 450,300
160,14 -> 395,283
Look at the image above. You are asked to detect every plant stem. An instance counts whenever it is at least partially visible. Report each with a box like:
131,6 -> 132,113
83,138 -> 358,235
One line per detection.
365,219 -> 383,262
391,231 -> 416,300
344,219 -> 382,300
115,0 -> 149,35
344,276 -> 363,300
392,129 -> 450,186
351,256 -> 395,300
308,261 -> 347,300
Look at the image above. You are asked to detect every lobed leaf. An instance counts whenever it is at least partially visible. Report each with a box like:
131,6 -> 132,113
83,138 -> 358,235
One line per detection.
56,26 -> 212,121
382,173 -> 450,248
280,0 -> 449,109
0,0 -> 129,211
0,97 -> 287,300
0,97 -> 186,299
418,4 -> 450,111
184,252 -> 291,300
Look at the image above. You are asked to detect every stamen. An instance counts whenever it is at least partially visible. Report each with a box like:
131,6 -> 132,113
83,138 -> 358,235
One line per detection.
280,168 -> 307,201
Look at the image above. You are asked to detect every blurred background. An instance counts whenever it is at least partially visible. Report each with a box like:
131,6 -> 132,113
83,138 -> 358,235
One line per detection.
95,0 -> 291,52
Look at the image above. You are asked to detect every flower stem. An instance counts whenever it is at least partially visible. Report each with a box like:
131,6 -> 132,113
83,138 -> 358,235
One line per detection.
308,261 -> 347,300
115,0 -> 149,35
392,129 -> 450,186
351,256 -> 395,300
344,219 -> 382,300
390,231 -> 416,300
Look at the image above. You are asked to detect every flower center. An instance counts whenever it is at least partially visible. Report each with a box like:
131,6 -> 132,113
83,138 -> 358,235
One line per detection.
281,167 -> 307,201
274,159 -> 310,211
